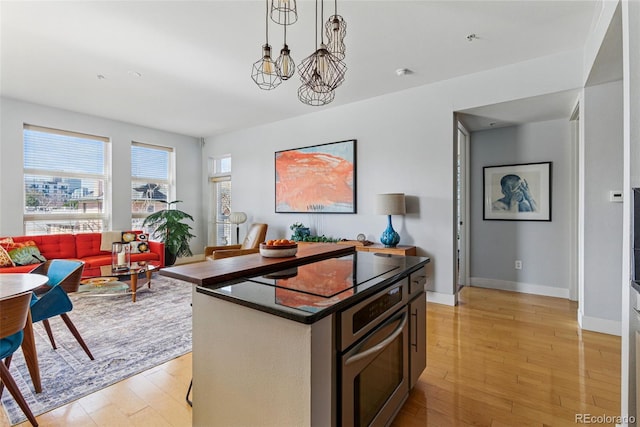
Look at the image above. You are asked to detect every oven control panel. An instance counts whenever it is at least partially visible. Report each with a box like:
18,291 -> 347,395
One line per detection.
338,280 -> 409,351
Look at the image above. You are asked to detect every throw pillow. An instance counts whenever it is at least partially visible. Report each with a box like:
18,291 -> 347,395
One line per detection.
121,231 -> 150,253
0,236 -> 14,251
7,241 -> 46,266
0,245 -> 14,267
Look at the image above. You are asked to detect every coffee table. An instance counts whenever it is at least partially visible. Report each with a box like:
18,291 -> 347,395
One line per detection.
81,263 -> 159,302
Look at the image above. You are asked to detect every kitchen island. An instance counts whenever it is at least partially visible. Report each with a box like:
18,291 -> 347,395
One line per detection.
162,244 -> 429,427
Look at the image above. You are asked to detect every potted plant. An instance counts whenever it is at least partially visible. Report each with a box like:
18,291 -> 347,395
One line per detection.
290,222 -> 311,241
142,200 -> 195,266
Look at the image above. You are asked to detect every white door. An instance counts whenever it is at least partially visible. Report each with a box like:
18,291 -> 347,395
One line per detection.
456,124 -> 470,291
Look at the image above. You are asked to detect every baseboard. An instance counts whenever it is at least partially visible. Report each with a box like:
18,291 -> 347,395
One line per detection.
470,277 -> 570,299
578,312 -> 621,336
426,291 -> 456,306
175,253 -> 205,265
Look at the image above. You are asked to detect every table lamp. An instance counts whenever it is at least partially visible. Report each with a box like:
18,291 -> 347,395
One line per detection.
376,193 -> 406,247
229,212 -> 247,245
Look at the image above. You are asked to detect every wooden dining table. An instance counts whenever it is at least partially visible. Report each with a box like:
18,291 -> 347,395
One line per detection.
0,273 -> 49,393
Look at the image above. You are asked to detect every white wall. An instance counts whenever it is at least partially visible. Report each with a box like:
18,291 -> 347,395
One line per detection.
203,49 -> 584,301
469,120 -> 573,299
581,79 -> 624,334
0,97 -> 205,254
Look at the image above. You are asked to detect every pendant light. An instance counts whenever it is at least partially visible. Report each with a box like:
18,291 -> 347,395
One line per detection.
325,0 -> 346,60
270,0 -> 298,25
251,0 -> 282,90
298,72 -> 335,106
275,18 -> 295,80
298,0 -> 346,100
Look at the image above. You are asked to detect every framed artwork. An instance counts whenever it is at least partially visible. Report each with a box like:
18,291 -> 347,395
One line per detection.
483,161 -> 551,221
275,139 -> 356,213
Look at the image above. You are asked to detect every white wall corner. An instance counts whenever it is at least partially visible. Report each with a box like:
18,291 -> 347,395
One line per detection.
426,291 -> 456,306
579,312 -> 622,336
470,277 -> 570,299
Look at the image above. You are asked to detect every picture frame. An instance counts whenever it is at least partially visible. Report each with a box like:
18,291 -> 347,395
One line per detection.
483,161 -> 551,221
275,139 -> 357,213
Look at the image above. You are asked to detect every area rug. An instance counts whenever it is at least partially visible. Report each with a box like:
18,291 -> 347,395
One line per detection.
1,274 -> 193,425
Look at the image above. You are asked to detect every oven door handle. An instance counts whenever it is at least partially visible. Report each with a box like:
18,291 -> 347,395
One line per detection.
345,311 -> 408,366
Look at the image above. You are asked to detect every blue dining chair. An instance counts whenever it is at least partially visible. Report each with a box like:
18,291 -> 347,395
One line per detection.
30,260 -> 94,360
0,291 -> 39,426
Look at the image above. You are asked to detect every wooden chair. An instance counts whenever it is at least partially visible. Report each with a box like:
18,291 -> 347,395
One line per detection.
0,292 -> 39,426
30,260 -> 94,360
29,259 -> 84,294
205,223 -> 268,260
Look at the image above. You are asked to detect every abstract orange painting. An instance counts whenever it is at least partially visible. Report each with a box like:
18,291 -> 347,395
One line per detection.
275,139 -> 356,213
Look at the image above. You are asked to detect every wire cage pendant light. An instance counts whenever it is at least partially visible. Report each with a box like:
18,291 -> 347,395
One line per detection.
297,0 -> 346,105
325,0 -> 347,60
251,0 -> 347,105
252,0 -> 282,90
275,23 -> 295,80
297,71 -> 335,106
270,0 -> 298,25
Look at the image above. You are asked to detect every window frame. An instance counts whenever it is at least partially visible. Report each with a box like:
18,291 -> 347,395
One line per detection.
208,154 -> 232,245
23,124 -> 111,234
131,141 -> 175,230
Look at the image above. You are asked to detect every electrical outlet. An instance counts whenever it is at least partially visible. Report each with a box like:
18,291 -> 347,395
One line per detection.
515,260 -> 522,270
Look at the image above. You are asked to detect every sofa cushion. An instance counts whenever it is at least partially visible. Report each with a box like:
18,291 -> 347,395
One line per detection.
6,241 -> 46,266
75,233 -> 108,259
0,237 -> 14,248
0,246 -> 15,267
81,254 -> 113,269
122,231 -> 150,253
12,234 -> 77,260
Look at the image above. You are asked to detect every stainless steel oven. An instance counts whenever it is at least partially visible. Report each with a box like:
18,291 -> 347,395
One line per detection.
339,280 -> 410,427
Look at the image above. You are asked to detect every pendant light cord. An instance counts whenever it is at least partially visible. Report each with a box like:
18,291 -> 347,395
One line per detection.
320,0 -> 325,45
265,0 -> 269,44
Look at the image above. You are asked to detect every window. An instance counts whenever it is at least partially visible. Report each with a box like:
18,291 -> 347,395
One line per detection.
23,124 -> 110,235
209,155 -> 232,245
131,142 -> 174,231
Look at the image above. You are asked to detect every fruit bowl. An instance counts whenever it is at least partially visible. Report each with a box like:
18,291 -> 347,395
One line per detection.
259,241 -> 298,258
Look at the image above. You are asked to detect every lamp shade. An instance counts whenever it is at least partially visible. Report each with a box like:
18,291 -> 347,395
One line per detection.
229,212 -> 248,225
376,193 -> 406,215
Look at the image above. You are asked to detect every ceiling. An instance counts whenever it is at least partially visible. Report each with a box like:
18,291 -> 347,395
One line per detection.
1,1 -> 603,138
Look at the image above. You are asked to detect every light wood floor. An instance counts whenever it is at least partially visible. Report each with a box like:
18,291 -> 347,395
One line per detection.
3,286 -> 620,427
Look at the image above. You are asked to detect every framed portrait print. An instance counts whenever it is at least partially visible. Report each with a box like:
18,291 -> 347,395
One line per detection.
483,162 -> 551,221
275,139 -> 356,213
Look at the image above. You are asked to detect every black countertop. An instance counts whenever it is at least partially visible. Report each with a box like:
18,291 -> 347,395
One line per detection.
195,251 -> 430,324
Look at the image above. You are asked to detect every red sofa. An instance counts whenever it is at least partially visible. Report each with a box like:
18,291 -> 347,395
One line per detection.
0,233 -> 164,277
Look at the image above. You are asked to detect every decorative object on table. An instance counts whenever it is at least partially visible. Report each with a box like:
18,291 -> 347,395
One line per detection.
260,240 -> 298,258
483,162 -> 552,221
111,242 -> 131,271
0,275 -> 192,426
141,200 -> 195,266
290,222 -> 311,241
228,212 -> 248,244
78,277 -> 130,295
275,139 -> 357,213
205,223 -> 268,260
376,193 -> 406,248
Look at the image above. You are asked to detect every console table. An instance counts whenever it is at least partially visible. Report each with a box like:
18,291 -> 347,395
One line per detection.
337,240 -> 417,256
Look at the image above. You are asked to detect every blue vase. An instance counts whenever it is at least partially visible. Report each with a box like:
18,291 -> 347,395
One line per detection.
380,215 -> 400,247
